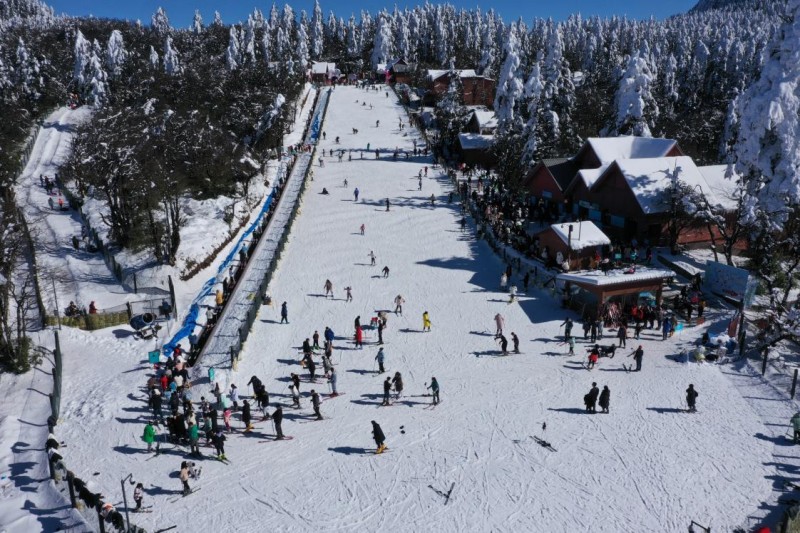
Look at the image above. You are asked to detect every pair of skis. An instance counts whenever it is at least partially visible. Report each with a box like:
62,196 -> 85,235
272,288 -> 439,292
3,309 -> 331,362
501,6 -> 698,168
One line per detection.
428,482 -> 456,504
168,487 -> 201,503
532,436 -> 557,452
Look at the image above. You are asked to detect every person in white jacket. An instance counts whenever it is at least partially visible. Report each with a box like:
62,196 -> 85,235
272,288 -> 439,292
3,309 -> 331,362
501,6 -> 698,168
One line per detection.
394,295 -> 405,315
500,273 -> 508,290
289,384 -> 300,408
133,483 -> 144,511
228,384 -> 239,411
494,313 -> 505,336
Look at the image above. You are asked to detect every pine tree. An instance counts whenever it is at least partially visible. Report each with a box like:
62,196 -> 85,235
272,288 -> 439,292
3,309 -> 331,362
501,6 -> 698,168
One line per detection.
14,38 -> 41,100
212,11 -> 223,27
73,29 -> 90,87
105,30 -> 127,80
163,35 -> 181,76
192,10 -> 203,35
371,12 -> 394,69
610,51 -> 659,137
226,26 -> 241,70
310,0 -> 324,59
151,7 -> 171,36
494,24 -> 524,135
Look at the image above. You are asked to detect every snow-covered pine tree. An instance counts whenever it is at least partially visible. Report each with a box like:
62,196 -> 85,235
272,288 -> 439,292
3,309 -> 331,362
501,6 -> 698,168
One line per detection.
346,16 -> 360,59
310,0 -> 324,59
212,11 -> 223,27
163,35 -> 181,76
371,12 -> 394,70
73,29 -> 90,87
494,24 -> 524,135
14,38 -> 41,100
105,30 -> 127,80
87,39 -> 108,106
296,16 -> 310,70
435,61 -> 468,152
191,10 -> 203,35
226,26 -> 241,70
148,46 -> 159,70
609,50 -> 659,137
151,7 -> 171,36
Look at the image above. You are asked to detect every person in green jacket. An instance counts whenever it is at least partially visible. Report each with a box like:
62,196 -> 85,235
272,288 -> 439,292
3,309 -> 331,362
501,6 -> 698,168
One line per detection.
188,421 -> 200,456
791,412 -> 800,444
142,422 -> 156,452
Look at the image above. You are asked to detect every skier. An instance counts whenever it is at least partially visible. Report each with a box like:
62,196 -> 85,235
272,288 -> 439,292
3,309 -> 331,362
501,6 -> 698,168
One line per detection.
394,295 -> 405,315
496,334 -> 508,355
587,346 -> 599,370
392,372 -> 404,400
273,406 -> 285,439
133,483 -> 144,511
229,384 -> 239,411
311,390 -> 323,420
385,198 -> 390,211
188,421 -> 200,456
561,317 -> 573,341
430,194 -> 435,206
428,377 -> 440,405
355,326 -> 364,349
322,353 -> 333,378
242,400 -> 252,430
686,384 -> 699,413
212,430 -> 227,460
422,311 -> 431,332
511,332 -> 520,354
324,279 -> 334,298
142,421 -> 156,452
382,266 -> 390,278
377,320 -> 384,345
328,367 -> 339,396
523,271 -> 530,291
418,177 -> 422,191
424,166 -> 428,177
289,383 -> 301,408
599,386 -> 610,413
360,224 -> 365,235
382,377 -> 392,405
584,382 -> 599,413
180,462 -> 192,495
375,348 -> 386,374
280,302 -> 288,324
354,188 -> 360,202
324,327 -> 335,348
306,355 -> 317,381
494,313 -> 505,336
509,285 -> 518,304
372,420 -> 387,454
247,375 -> 263,396
629,345 -> 644,372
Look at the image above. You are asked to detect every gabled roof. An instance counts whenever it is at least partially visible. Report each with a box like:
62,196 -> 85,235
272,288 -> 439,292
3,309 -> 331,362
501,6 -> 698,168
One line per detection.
541,158 -> 580,191
548,221 -> 611,250
311,61 -> 335,74
696,165 -> 740,211
458,133 -> 494,150
427,69 -> 478,81
470,110 -> 498,130
599,156 -> 736,215
585,136 -> 678,165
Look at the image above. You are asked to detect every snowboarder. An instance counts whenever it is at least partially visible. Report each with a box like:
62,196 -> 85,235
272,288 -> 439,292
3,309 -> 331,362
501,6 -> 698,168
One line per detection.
273,406 -> 285,439
382,266 -> 390,278
354,188 -> 360,202
494,313 -> 505,336
428,377 -> 440,405
142,421 -> 156,452
212,430 -> 227,460
630,345 -> 644,371
394,295 -> 405,315
686,384 -> 698,413
561,318 -> 573,341
382,377 -> 392,405
511,332 -> 520,354
324,279 -> 334,298
599,386 -> 610,413
311,390 -> 323,420
375,348 -> 386,374
180,462 -> 192,495
372,421 -> 387,453
242,400 -> 252,430
280,302 -> 288,324
392,372 -> 404,400
422,311 -> 431,332
133,483 -> 144,510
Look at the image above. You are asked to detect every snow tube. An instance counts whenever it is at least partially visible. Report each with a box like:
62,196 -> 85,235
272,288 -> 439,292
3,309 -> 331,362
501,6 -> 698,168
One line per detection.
130,313 -> 155,331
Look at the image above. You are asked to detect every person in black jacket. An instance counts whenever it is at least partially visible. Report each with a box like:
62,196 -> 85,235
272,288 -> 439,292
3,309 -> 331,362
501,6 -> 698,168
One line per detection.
585,382 -> 600,413
280,302 -> 288,324
382,377 -> 392,406
273,406 -> 284,439
686,384 -> 698,412
311,390 -> 322,420
599,386 -> 610,413
242,400 -> 252,430
247,375 -> 263,396
371,421 -> 386,453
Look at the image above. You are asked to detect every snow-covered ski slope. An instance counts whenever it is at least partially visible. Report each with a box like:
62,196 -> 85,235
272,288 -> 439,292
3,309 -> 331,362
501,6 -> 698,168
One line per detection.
13,107 -> 131,312
54,85 -> 790,532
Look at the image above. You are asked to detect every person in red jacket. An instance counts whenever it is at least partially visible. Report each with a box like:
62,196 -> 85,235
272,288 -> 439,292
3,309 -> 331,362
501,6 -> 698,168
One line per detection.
355,326 -> 364,349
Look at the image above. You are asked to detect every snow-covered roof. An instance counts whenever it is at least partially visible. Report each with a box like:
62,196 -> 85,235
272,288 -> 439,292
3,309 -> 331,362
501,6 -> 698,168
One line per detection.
612,157 -> 736,215
311,62 -> 335,75
427,69 -> 479,81
471,110 -> 497,130
576,165 -> 607,189
697,165 -> 740,211
458,133 -> 494,150
557,267 -> 674,287
586,136 -> 677,164
549,221 -> 610,250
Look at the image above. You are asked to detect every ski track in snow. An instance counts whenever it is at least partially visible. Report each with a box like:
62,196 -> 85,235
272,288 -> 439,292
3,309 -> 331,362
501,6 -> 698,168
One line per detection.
43,85 -> 798,532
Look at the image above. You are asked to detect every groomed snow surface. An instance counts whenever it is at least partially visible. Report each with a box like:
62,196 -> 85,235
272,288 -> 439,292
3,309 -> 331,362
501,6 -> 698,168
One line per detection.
40,86 -> 795,532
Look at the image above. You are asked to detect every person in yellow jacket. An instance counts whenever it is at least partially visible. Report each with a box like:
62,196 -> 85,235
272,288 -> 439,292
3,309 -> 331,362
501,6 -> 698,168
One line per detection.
215,289 -> 224,307
422,311 -> 431,332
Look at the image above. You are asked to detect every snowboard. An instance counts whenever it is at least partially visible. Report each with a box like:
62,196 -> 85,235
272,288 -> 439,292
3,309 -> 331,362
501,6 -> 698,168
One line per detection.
322,393 -> 346,402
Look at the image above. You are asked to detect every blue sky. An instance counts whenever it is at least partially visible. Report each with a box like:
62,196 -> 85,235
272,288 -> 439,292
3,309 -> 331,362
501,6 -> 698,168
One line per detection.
48,0 -> 699,28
